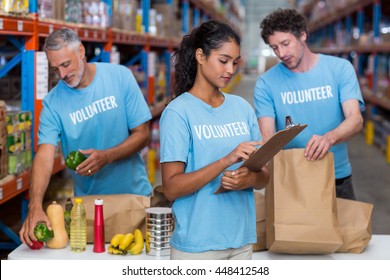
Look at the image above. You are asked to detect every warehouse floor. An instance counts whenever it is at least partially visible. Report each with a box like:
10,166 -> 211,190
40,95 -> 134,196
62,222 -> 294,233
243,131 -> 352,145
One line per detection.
1,74 -> 389,259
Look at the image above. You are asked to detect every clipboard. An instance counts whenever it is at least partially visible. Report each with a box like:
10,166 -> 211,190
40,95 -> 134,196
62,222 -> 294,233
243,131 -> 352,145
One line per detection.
215,116 -> 307,194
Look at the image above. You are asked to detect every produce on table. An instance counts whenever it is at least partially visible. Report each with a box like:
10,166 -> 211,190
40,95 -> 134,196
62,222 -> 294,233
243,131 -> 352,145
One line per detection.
127,229 -> 144,255
64,199 -> 73,238
65,151 -> 86,170
64,209 -> 71,238
27,240 -> 44,250
46,201 -> 69,249
119,233 -> 134,251
107,229 -> 144,255
33,223 -> 54,242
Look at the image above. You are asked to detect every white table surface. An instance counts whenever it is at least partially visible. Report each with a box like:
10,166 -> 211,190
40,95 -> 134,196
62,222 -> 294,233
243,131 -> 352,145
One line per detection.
7,235 -> 390,260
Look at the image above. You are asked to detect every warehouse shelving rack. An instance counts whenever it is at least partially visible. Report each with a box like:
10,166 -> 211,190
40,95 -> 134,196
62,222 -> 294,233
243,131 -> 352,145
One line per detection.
0,0 -> 242,249
310,1 -> 389,104
297,0 -> 390,161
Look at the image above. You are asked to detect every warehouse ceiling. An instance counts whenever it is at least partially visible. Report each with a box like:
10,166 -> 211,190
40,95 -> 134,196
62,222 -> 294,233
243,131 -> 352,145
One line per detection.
241,0 -> 293,71
244,0 -> 293,24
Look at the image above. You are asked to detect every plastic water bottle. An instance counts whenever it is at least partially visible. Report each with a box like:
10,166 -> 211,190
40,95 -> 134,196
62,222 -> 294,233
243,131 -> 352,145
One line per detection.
70,198 -> 87,252
93,199 -> 105,253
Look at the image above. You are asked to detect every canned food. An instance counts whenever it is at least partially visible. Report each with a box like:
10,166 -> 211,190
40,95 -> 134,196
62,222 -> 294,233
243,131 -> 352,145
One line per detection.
147,218 -> 172,225
145,207 -> 172,219
146,224 -> 174,232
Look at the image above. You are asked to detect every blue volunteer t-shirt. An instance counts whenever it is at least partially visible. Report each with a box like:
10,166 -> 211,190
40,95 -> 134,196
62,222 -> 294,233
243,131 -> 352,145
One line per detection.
160,92 -> 260,253
39,63 -> 152,196
254,54 -> 364,179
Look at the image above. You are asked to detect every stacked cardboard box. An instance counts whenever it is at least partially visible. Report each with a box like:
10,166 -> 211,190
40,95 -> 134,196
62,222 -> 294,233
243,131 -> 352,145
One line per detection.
112,0 -> 138,31
152,0 -> 181,38
53,0 -> 65,20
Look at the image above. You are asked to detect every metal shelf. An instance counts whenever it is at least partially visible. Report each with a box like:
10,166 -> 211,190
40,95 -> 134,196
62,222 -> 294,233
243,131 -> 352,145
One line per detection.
363,90 -> 390,112
312,42 -> 390,54
111,28 -> 148,46
307,0 -> 389,115
0,14 -> 34,36
188,0 -> 241,32
0,171 -> 30,205
307,0 -> 375,32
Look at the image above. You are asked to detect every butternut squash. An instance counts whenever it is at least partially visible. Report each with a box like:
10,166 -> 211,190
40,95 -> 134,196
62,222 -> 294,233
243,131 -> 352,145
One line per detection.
46,201 -> 69,249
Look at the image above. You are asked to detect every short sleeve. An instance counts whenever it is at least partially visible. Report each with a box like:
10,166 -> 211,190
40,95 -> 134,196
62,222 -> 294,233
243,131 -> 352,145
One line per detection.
254,77 -> 276,119
338,60 -> 364,110
38,98 -> 61,146
159,108 -> 190,164
124,68 -> 152,130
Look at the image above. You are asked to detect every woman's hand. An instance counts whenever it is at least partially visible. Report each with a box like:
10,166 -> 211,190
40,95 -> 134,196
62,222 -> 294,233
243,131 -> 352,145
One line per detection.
221,165 -> 270,191
221,167 -> 254,191
222,141 -> 262,166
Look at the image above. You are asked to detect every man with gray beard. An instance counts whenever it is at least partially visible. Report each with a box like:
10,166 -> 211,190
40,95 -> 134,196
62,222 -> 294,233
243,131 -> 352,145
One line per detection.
20,28 -> 152,248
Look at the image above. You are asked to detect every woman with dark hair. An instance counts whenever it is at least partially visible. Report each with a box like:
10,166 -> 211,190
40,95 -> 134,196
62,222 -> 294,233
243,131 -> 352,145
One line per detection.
159,20 -> 269,260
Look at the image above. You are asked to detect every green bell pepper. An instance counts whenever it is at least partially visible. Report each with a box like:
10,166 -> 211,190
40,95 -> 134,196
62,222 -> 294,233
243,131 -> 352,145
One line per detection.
34,223 -> 54,242
65,151 -> 86,170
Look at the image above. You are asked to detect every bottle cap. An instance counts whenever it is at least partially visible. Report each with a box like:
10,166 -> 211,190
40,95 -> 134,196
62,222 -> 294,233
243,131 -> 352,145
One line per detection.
94,199 -> 103,205
75,198 -> 83,203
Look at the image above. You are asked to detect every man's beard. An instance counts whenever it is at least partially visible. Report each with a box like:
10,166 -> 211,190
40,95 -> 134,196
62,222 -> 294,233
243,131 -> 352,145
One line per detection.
63,58 -> 86,88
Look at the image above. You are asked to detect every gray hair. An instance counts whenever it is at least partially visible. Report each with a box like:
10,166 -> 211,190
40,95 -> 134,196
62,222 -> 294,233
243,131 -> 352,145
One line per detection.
43,28 -> 81,51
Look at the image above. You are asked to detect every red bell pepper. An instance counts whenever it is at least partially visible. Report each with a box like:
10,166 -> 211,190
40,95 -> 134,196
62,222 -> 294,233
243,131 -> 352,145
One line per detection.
27,240 -> 44,250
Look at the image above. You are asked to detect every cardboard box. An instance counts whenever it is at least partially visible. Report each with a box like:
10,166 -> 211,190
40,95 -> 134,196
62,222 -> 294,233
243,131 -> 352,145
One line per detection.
153,3 -> 174,37
112,0 -> 138,30
53,0 -> 65,20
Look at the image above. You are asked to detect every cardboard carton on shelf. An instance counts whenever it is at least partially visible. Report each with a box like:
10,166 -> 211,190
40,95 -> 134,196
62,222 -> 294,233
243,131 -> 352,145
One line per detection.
112,0 -> 138,31
52,0 -> 65,20
153,3 -> 178,37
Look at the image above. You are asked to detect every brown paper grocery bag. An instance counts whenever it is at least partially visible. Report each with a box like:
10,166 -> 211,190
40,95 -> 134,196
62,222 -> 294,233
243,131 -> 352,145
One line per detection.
336,198 -> 373,253
266,148 -> 343,254
151,185 -> 172,208
73,194 -> 150,243
253,191 -> 266,252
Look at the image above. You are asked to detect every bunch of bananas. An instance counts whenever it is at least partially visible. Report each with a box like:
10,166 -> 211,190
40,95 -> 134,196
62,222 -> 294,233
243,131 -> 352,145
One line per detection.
108,229 -> 144,255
